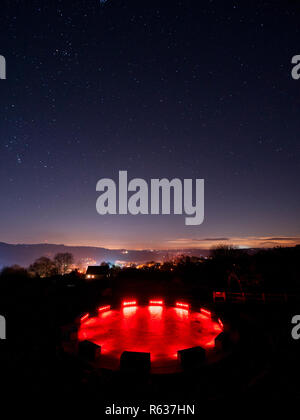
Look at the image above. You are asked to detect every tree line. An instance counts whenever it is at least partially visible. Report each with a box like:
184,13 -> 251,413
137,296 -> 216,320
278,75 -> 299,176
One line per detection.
27,252 -> 74,277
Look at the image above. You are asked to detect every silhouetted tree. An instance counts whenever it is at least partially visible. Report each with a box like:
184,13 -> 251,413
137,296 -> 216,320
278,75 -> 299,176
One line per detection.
210,244 -> 238,260
0,265 -> 31,294
54,252 -> 74,275
0,265 -> 29,279
29,257 -> 56,277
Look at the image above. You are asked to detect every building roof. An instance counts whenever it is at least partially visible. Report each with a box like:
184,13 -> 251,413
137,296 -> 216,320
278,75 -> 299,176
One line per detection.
86,265 -> 109,275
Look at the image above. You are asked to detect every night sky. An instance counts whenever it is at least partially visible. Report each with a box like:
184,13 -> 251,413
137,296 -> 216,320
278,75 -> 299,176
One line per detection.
0,0 -> 299,250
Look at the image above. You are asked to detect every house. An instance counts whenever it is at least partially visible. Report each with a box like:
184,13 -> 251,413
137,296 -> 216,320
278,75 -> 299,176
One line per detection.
85,265 -> 110,281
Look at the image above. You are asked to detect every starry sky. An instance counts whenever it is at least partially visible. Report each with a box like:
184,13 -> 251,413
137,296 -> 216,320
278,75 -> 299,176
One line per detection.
0,0 -> 299,250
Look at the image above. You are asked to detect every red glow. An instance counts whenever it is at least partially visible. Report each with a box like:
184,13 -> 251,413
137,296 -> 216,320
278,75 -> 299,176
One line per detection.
122,300 -> 137,307
78,306 -> 221,373
98,305 -> 111,312
175,302 -> 189,310
80,313 -> 89,322
149,300 -> 163,306
218,318 -> 224,329
200,308 -> 211,317
148,305 -> 163,316
123,306 -> 137,316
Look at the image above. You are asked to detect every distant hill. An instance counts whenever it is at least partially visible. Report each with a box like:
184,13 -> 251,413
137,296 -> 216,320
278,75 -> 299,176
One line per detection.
0,242 -> 211,269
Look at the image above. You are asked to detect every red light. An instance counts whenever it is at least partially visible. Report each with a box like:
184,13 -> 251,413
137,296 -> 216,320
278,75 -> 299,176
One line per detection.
200,308 -> 211,317
98,305 -> 111,312
78,306 -> 223,372
80,313 -> 89,322
122,300 -> 137,307
218,318 -> 224,329
149,300 -> 163,306
175,302 -> 189,310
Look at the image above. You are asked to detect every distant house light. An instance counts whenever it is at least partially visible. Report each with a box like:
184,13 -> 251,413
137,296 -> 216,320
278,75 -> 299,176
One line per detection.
85,265 -> 109,280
